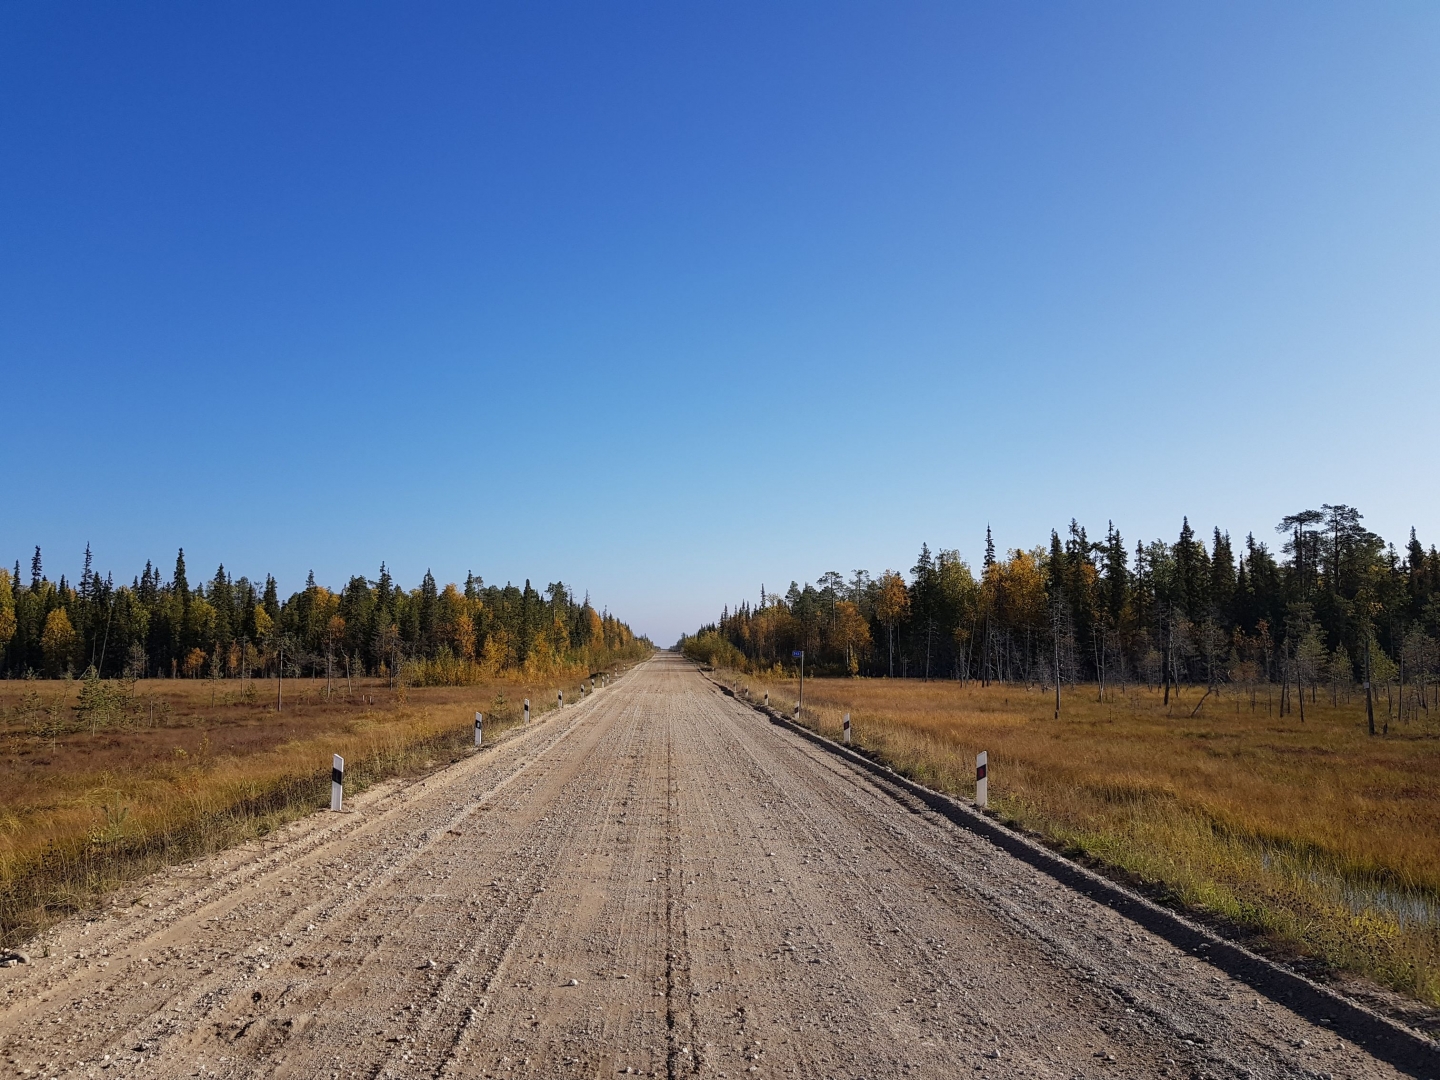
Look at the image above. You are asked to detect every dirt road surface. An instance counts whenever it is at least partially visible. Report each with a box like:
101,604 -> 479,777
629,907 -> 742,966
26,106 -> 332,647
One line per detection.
0,655 -> 1414,1079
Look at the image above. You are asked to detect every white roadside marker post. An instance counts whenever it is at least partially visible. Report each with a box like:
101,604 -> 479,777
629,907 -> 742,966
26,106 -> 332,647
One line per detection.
558,690 -> 564,709
331,755 -> 345,812
474,711 -> 483,747
843,712 -> 852,745
975,751 -> 988,809
764,691 -> 769,708
792,649 -> 805,715
524,698 -> 530,725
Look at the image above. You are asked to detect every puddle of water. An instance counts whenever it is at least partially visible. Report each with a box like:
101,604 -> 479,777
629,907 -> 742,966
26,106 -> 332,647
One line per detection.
1259,850 -> 1440,930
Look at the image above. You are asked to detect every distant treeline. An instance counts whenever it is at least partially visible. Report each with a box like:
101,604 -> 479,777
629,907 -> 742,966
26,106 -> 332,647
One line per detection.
0,547 -> 649,681
682,506 -> 1439,722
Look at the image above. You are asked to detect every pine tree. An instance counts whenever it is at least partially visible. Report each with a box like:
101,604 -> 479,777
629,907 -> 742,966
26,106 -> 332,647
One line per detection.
1278,510 -> 1324,600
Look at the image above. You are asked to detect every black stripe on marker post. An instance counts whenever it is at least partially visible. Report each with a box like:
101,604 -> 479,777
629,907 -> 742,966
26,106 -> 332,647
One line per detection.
330,754 -> 345,812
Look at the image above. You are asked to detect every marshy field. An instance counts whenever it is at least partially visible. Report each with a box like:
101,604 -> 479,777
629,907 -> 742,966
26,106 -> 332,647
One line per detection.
716,669 -> 1440,1013
0,669 -> 616,948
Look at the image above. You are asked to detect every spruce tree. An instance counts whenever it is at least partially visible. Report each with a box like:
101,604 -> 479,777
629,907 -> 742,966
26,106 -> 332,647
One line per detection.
1103,523 -> 1128,620
173,549 -> 189,605
375,563 -> 393,611
1407,528 -> 1428,613
1174,518 -> 1197,615
1210,529 -> 1236,624
419,570 -> 439,650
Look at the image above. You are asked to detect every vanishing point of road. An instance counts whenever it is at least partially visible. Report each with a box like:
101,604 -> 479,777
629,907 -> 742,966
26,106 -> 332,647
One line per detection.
0,654 -> 1411,1078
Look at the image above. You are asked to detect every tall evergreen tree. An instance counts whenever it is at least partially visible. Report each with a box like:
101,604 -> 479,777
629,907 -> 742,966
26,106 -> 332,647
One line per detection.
173,549 -> 189,605
1102,523 -> 1127,620
1210,529 -> 1236,623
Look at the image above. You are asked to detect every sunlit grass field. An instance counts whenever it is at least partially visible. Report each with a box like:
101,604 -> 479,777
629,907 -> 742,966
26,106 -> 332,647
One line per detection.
720,669 -> 1440,1005
0,670 -> 610,947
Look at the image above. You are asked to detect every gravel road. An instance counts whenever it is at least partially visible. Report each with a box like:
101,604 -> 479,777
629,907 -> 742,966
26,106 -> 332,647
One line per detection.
0,654 -> 1414,1079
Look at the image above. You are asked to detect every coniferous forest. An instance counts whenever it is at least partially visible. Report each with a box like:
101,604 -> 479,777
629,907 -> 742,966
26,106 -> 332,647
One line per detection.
684,506 -> 1440,725
0,547 -> 646,682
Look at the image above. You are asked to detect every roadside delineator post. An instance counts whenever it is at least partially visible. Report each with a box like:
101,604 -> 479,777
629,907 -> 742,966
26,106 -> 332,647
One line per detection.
474,711 -> 483,747
764,691 -> 769,708
558,690 -> 564,709
843,712 -> 852,745
331,755 -> 345,812
524,698 -> 530,725
975,751 -> 988,809
793,649 -> 805,714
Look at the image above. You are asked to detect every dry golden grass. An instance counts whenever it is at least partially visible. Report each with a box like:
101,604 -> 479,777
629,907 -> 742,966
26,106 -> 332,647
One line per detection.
723,670 -> 1440,1003
0,670 -> 612,946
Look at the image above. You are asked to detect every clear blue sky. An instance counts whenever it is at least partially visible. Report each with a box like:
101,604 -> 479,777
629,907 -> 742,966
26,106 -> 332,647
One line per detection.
3,3 -> 1438,645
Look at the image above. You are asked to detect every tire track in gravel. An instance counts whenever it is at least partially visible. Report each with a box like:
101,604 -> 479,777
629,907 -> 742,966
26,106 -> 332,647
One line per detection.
262,712 -> 628,1079
255,686 -> 660,1079
146,701 -> 607,1079
394,685 -> 680,1080
662,677 -> 834,1080
432,692 -> 670,1079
